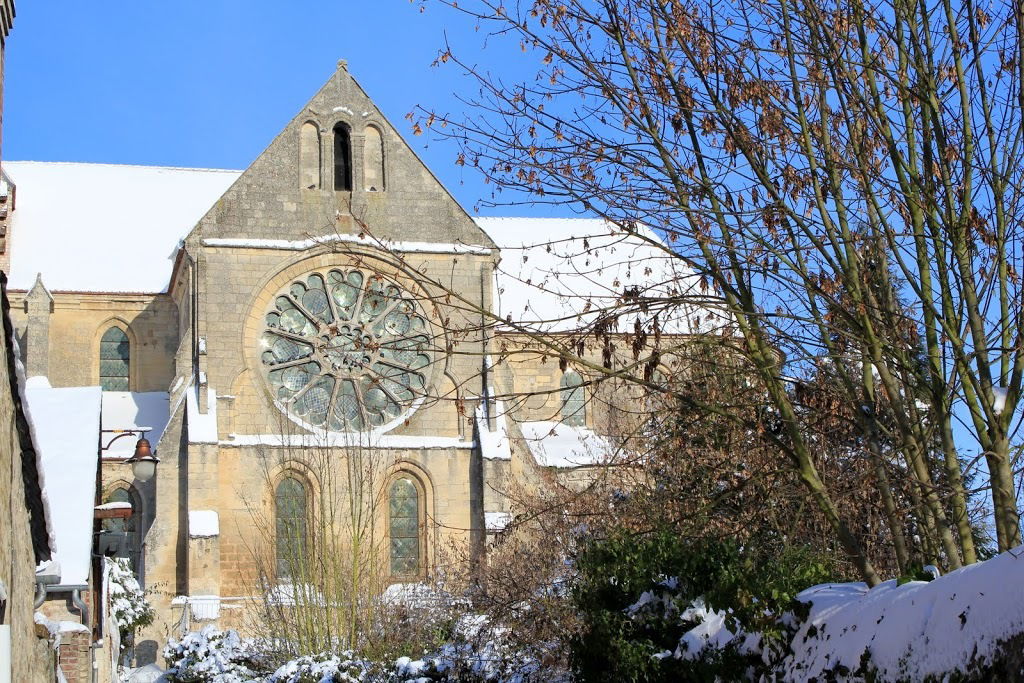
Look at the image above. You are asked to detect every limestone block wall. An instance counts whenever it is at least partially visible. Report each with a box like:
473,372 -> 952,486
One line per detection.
8,290 -> 179,390
0,299 -> 56,681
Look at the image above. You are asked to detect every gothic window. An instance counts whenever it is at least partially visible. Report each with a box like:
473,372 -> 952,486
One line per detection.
260,268 -> 433,432
389,477 -> 421,577
102,486 -> 142,575
333,123 -> 352,191
299,122 -> 321,190
100,327 -> 130,391
275,477 -> 307,579
560,370 -> 586,426
363,125 -> 385,191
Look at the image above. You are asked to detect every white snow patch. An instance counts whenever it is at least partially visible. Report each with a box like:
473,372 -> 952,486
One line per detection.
5,162 -> 240,292
24,384 -> 102,585
474,399 -> 512,460
518,420 -> 613,468
484,511 -> 512,532
189,510 -> 220,538
475,217 -> 725,334
101,391 -> 170,457
202,234 -> 492,255
675,600 -> 735,660
787,547 -> 1024,679
95,501 -> 132,511
186,385 -> 218,444
187,595 -> 221,621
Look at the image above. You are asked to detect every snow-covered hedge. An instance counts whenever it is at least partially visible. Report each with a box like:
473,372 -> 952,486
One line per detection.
107,557 -> 154,636
163,626 -> 269,682
620,546 -> 1024,680
161,619 -> 560,683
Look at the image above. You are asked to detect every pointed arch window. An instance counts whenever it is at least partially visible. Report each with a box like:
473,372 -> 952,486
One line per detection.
299,121 -> 321,190
389,477 -> 421,577
560,370 -> 586,426
100,327 -> 130,391
275,477 -> 307,579
102,486 -> 142,575
333,123 -> 352,191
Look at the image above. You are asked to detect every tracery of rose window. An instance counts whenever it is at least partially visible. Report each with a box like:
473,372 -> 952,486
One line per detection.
260,268 -> 432,431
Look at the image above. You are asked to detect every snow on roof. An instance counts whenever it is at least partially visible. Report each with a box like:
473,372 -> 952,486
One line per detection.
188,510 -> 220,538
101,391 -> 170,457
787,548 -> 1024,679
475,217 -> 721,334
23,383 -> 102,585
4,161 -> 241,293
517,420 -> 614,468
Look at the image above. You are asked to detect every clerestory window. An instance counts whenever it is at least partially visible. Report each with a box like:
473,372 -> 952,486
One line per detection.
100,327 -> 130,391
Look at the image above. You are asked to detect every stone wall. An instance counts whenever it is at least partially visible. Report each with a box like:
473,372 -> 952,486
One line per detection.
8,290 -> 179,391
0,283 -> 56,681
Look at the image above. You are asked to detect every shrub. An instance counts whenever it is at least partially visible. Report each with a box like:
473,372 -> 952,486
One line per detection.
163,626 -> 269,682
569,525 -> 833,682
107,557 -> 154,637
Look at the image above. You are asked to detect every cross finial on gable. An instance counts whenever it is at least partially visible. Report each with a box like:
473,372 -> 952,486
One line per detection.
337,58 -> 348,72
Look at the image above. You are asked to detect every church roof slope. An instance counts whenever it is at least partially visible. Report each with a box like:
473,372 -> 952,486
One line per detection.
4,161 -> 241,293
475,216 -> 721,334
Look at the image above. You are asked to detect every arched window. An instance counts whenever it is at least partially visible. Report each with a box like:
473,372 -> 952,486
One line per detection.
389,477 -> 421,577
299,121 -> 321,190
102,486 -> 142,575
100,327 -> 130,391
333,123 -> 352,191
560,370 -> 586,426
275,477 -> 307,579
363,125 -> 385,191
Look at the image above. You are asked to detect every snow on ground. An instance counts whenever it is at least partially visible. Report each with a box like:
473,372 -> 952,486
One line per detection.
518,420 -> 613,468
4,162 -> 240,292
101,391 -> 170,456
787,546 -> 1024,679
23,383 -> 102,586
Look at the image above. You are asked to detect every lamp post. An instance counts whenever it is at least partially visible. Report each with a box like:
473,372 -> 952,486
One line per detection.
100,428 -> 160,482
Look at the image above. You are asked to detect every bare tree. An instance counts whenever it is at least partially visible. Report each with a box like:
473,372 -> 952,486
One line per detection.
403,0 -> 1024,583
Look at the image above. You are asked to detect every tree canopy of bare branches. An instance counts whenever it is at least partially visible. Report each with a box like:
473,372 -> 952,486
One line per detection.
412,0 -> 1024,584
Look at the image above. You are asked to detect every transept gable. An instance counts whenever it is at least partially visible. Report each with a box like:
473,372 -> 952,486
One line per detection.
189,62 -> 495,250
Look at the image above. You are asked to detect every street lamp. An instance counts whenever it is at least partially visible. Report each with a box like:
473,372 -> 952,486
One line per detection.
100,428 -> 160,482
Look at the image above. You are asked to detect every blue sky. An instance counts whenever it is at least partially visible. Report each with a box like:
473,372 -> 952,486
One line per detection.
2,1 -> 518,214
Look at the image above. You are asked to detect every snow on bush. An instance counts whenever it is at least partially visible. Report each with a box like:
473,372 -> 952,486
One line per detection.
785,546 -> 1024,680
107,557 -> 154,636
163,626 -> 268,682
268,652 -> 372,683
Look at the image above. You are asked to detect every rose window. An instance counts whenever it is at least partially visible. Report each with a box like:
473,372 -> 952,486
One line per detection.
260,268 -> 433,431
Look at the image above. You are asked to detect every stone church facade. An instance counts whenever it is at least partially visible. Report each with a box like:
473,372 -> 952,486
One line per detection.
2,64 -> 673,648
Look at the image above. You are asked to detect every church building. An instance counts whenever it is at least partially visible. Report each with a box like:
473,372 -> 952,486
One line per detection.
0,63 -> 677,645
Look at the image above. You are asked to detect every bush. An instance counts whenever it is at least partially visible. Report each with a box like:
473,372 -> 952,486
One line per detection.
107,557 -> 154,637
163,626 -> 270,682
569,526 -> 833,682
